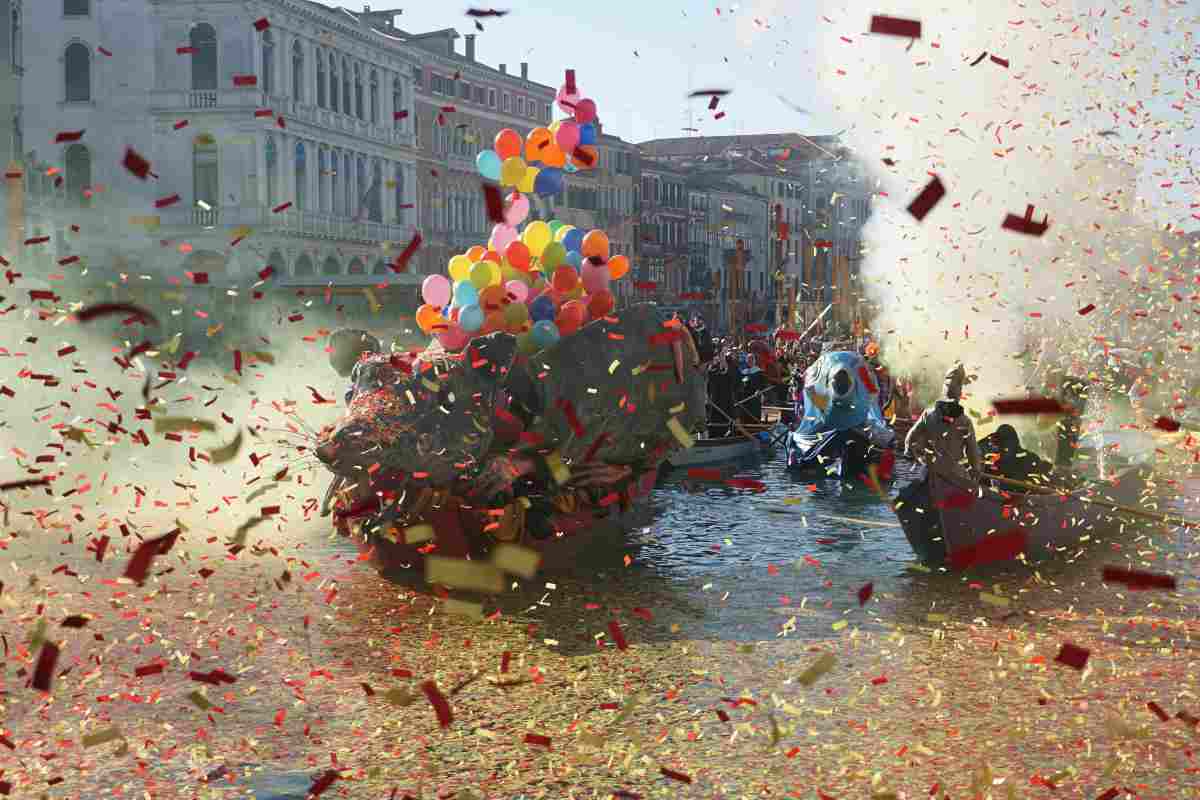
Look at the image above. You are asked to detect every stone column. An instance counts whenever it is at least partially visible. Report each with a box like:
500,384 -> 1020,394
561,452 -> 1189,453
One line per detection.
281,133 -> 296,207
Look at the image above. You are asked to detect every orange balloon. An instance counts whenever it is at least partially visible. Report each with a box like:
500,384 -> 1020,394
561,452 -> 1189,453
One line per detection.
525,127 -> 553,162
552,265 -> 579,293
540,143 -> 567,169
581,230 -> 611,260
495,129 -> 522,161
608,254 -> 630,280
415,304 -> 445,334
479,285 -> 507,313
505,240 -> 531,271
482,250 -> 502,265
587,289 -> 614,320
466,245 -> 487,262
571,145 -> 598,170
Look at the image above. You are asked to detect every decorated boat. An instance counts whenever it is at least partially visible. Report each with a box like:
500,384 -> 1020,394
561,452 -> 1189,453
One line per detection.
664,430 -> 775,468
315,303 -> 706,573
894,466 -> 1151,568
784,349 -> 896,479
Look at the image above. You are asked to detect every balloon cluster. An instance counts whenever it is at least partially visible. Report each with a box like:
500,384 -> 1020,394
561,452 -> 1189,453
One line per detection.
414,78 -> 633,354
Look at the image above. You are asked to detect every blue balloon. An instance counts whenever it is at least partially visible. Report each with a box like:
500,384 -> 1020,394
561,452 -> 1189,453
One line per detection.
529,295 -> 556,323
561,228 -> 583,253
531,320 -> 560,349
459,304 -> 484,333
564,250 -> 582,268
476,150 -> 501,182
563,162 -> 578,174
533,167 -> 564,197
453,281 -> 478,308
579,123 -> 597,146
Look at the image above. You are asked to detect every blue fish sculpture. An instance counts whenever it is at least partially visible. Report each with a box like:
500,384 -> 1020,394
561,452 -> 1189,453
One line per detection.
785,351 -> 895,479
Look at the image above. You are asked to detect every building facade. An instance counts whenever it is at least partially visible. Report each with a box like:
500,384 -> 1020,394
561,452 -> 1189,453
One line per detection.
637,161 -> 690,311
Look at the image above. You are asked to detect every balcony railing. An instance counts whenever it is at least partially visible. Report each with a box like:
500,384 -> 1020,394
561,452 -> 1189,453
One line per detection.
157,205 -> 415,244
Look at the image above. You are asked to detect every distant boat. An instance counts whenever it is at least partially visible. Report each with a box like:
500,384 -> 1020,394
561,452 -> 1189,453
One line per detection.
785,350 -> 895,480
665,428 -> 777,468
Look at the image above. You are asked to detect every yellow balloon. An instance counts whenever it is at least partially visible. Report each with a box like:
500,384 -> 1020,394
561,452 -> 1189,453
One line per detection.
517,166 -> 539,195
553,225 -> 576,243
500,156 -> 526,187
549,120 -> 562,135
469,261 -> 492,290
486,261 -> 502,286
448,254 -> 472,282
522,221 -> 552,258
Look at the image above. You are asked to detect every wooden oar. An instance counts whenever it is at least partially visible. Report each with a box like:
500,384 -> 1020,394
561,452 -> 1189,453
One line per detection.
987,474 -> 1200,530
706,398 -> 765,446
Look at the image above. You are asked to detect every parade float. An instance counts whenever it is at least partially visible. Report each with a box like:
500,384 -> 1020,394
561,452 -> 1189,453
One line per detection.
784,348 -> 896,480
313,78 -> 707,574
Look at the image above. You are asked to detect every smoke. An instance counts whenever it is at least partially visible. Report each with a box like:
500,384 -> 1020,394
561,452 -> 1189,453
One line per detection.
807,1 -> 1194,431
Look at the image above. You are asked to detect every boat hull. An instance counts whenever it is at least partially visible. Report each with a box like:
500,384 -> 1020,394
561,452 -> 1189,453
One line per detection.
785,427 -> 892,480
895,467 -> 1151,568
665,434 -> 775,468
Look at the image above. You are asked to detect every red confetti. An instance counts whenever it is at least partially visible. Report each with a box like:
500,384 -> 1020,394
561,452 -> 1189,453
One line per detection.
0,477 -> 49,492
122,148 -> 152,180
97,46 -> 112,56
906,175 -> 945,221
869,14 -> 921,38
555,397 -> 586,438
1148,701 -> 1170,722
189,669 -> 236,685
949,530 -> 1026,569
234,350 -> 243,375
483,183 -> 505,223
1001,204 -> 1050,236
135,662 -> 164,677
633,281 -> 657,291
31,642 -> 59,692
54,130 -> 85,143
308,770 -> 339,797
176,46 -> 196,55
686,468 -> 723,481
1154,416 -> 1181,432
123,529 -> 181,584
173,119 -> 189,130
857,582 -> 874,606
524,733 -> 552,748
1078,303 -> 1096,315
421,681 -> 453,727
1096,790 -> 1120,800
992,396 -> 1070,415
857,365 -> 878,394
272,201 -> 292,213
391,232 -> 422,273
56,345 -> 77,358
154,194 -> 181,208
1054,642 -> 1090,670
393,110 -> 409,120
989,54 -> 1010,68
57,255 -> 79,266
261,505 -> 281,516
608,620 -> 628,650
1101,566 -> 1176,591
253,17 -> 270,31
77,302 -> 157,326
232,74 -> 258,87
659,767 -> 692,784
725,478 -> 766,492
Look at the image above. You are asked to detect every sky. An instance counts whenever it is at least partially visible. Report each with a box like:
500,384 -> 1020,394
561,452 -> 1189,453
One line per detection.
330,0 -> 838,145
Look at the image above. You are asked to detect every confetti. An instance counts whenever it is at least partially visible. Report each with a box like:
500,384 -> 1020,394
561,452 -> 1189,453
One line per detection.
1001,204 -> 1050,236
466,8 -> 510,18
391,232 -> 422,273
31,641 -> 59,691
421,681 -> 453,727
869,15 -> 922,38
1101,566 -> 1176,591
252,16 -> 270,31
123,529 -> 181,584
483,184 -> 505,223
1054,643 -> 1090,670
54,130 -> 85,143
992,397 -> 1070,415
906,175 -> 945,221
76,302 -> 158,326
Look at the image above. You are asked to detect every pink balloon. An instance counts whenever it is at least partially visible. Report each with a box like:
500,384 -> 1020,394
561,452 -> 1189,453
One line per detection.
436,323 -> 471,352
556,84 -> 581,116
581,262 -> 610,295
574,98 -> 597,125
422,274 -> 452,307
504,192 -> 530,227
505,280 -> 529,304
490,223 -> 518,253
555,121 -> 581,153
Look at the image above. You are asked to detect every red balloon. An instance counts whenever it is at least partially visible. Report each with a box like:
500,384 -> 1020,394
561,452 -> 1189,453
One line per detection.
551,265 -> 579,293
587,289 -> 614,320
574,98 -> 597,125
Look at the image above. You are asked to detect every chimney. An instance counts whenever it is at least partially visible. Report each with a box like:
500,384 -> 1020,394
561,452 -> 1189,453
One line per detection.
520,62 -> 528,80
499,63 -> 506,74
465,34 -> 476,62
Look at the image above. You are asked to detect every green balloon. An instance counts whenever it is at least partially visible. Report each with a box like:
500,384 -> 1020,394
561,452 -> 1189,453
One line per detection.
547,220 -> 563,234
541,241 -> 567,270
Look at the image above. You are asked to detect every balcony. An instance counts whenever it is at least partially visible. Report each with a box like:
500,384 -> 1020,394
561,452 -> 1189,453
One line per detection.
155,205 -> 416,245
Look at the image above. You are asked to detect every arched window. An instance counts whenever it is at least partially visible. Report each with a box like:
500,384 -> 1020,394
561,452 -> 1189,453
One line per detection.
267,250 -> 286,276
343,152 -> 352,216
64,0 -> 89,16
371,259 -> 388,275
369,160 -> 382,222
328,54 -> 338,112
341,57 -> 351,116
330,148 -> 339,215
322,256 -> 340,276
291,41 -> 304,103
64,144 -> 91,208
353,63 -> 363,119
11,5 -> 20,71
193,135 -> 218,208
392,78 -> 403,129
294,253 -> 314,275
369,70 -> 379,124
393,163 -> 405,222
264,136 -> 277,206
348,258 -> 364,274
318,148 -> 329,213
64,43 -> 90,102
190,24 -> 217,91
316,50 -> 326,107
294,142 -> 306,211
356,156 -> 366,219
260,29 -> 274,96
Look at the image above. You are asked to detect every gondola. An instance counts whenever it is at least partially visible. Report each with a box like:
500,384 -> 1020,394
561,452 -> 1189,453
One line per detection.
785,349 -> 895,480
665,427 -> 778,468
894,466 -> 1151,568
